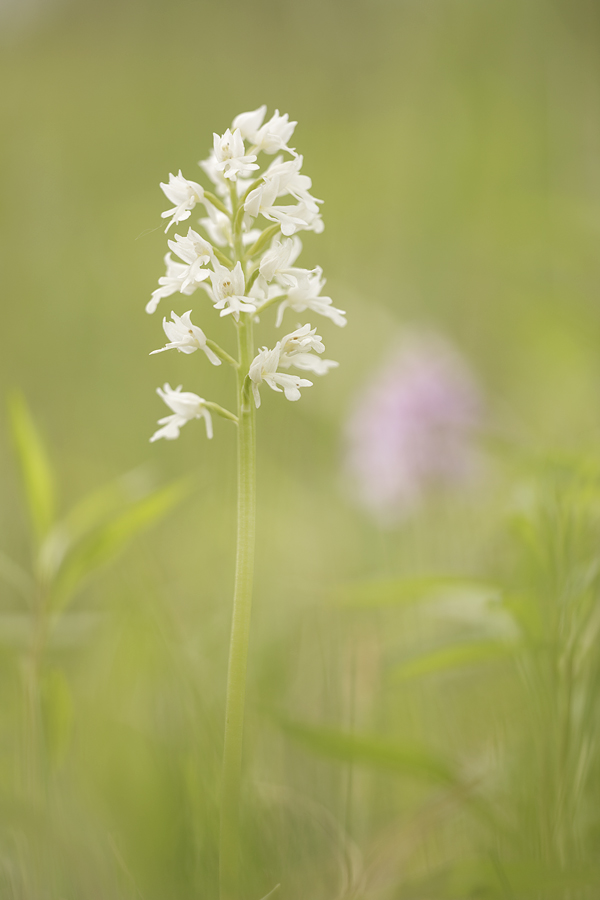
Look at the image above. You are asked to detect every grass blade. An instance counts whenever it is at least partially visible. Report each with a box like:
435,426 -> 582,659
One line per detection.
7,392 -> 56,542
49,478 -> 188,610
279,719 -> 456,784
391,639 -> 515,682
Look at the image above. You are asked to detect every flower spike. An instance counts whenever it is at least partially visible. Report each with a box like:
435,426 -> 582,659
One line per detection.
145,106 -> 345,898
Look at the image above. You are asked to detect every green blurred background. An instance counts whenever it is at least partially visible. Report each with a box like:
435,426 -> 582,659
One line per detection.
3,0 -> 600,897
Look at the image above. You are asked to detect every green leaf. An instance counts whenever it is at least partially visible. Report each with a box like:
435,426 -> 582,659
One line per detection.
64,467 -> 156,537
49,478 -> 188,610
391,639 -> 515,682
279,719 -> 456,784
38,467 -> 157,581
7,392 -> 56,542
331,575 -> 500,609
41,668 -> 73,770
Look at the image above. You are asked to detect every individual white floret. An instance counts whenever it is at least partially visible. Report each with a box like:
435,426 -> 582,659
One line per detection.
160,171 -> 205,232
150,311 -> 221,365
278,352 -> 338,375
268,203 -> 323,237
245,157 -> 320,214
245,184 -> 323,236
248,195 -> 323,236
263,156 -> 319,207
213,128 -> 259,182
255,237 -> 303,295
244,157 -> 322,235
232,107 -> 297,156
232,105 -> 267,142
277,324 -> 339,375
275,268 -> 346,327
253,110 -> 297,155
278,323 -> 326,356
249,345 -> 312,408
243,175 -> 280,220
146,252 -> 199,315
199,150 -> 256,199
209,262 -> 256,318
167,228 -> 214,292
150,383 -> 213,442
260,236 -> 302,281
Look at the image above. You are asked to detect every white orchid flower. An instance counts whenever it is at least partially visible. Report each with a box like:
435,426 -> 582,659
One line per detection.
232,107 -> 297,156
160,170 -> 205,232
253,110 -> 297,155
167,228 -> 214,292
150,383 -> 213,442
275,269 -> 346,327
209,262 -> 256,318
248,345 -> 312,408
262,156 -> 319,207
277,324 -> 338,375
232,105 -> 267,142
150,311 -> 221,365
213,128 -> 259,182
147,252 -> 199,315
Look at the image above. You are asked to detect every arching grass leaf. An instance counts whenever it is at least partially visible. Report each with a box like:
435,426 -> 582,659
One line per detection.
331,575 -> 500,609
38,466 -> 160,581
279,719 -> 456,784
49,478 -> 188,610
391,639 -> 515,682
7,392 -> 56,542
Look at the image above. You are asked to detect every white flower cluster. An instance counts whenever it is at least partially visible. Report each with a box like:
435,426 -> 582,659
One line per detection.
147,106 -> 345,443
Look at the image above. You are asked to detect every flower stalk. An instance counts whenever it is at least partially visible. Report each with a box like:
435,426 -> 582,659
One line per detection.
219,314 -> 256,899
145,105 -> 346,897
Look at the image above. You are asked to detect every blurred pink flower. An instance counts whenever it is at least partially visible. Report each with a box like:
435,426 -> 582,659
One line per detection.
343,332 -> 484,523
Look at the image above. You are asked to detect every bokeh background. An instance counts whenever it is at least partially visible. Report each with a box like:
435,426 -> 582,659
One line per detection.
3,0 -> 600,897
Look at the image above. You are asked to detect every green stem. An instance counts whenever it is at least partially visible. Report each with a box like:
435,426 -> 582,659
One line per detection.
255,293 -> 287,317
213,247 -> 235,269
203,401 -> 239,425
206,340 -> 239,369
245,268 -> 260,294
229,182 -> 245,263
203,191 -> 231,216
219,172 -> 256,898
219,315 -> 256,900
245,224 -> 281,260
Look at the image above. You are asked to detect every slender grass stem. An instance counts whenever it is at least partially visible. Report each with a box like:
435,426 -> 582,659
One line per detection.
23,582 -> 49,801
